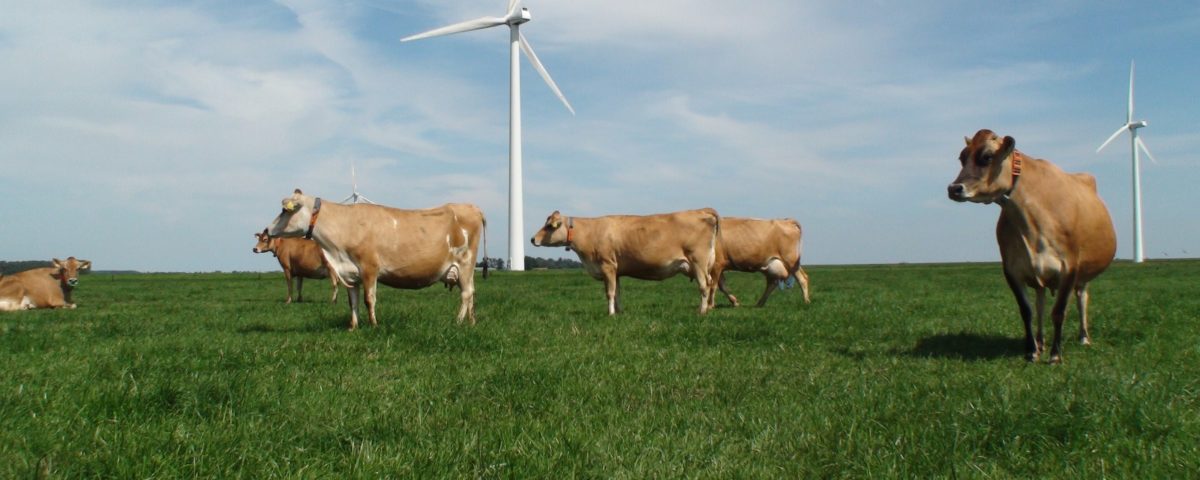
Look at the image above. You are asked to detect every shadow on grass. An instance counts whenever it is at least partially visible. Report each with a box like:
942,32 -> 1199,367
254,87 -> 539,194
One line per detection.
906,332 -> 1026,361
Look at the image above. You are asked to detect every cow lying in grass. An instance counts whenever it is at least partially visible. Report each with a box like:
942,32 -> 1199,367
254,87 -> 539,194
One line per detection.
0,257 -> 92,311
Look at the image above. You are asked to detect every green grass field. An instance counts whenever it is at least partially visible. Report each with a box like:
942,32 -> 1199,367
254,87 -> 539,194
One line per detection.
2,261 -> 1198,478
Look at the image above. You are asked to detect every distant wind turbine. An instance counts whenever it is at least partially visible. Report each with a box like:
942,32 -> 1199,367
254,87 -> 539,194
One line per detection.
341,163 -> 374,204
401,0 -> 575,272
1097,60 -> 1158,264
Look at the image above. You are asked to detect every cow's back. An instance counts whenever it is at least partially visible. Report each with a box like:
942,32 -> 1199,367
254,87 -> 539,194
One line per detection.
719,217 -> 801,270
324,203 -> 477,288
3,268 -> 65,307
587,209 -> 718,276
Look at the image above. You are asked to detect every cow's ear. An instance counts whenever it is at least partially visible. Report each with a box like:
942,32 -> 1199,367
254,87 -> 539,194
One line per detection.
964,136 -> 971,147
52,258 -> 63,268
294,188 -> 303,195
80,260 -> 92,271
999,136 -> 1016,158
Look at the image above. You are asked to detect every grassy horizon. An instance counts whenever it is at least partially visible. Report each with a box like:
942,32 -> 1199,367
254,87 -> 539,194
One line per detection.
2,260 -> 1197,477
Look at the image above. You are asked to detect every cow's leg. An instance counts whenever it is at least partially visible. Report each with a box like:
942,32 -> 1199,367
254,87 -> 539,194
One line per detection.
755,259 -> 789,307
457,266 -> 476,325
716,273 -> 739,307
283,269 -> 294,304
602,266 -> 619,315
1047,275 -> 1077,364
1003,270 -> 1037,362
694,261 -> 712,315
346,285 -> 360,330
295,277 -> 305,303
795,267 -> 811,304
363,275 -> 379,327
1034,287 -> 1046,356
755,275 -> 780,308
1075,284 -> 1091,346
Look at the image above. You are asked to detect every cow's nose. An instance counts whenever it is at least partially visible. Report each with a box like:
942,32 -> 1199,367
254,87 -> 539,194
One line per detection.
530,238 -> 537,246
67,279 -> 79,287
947,183 -> 965,201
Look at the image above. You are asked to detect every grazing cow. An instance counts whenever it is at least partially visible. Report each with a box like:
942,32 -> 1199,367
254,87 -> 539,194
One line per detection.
0,257 -> 92,311
709,217 -> 811,308
252,229 -> 339,304
267,189 -> 486,329
530,209 -> 721,315
948,129 -> 1117,363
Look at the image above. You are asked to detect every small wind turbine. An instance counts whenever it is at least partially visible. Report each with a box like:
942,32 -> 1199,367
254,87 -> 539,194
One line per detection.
402,0 -> 575,272
1097,60 -> 1158,264
341,163 -> 375,204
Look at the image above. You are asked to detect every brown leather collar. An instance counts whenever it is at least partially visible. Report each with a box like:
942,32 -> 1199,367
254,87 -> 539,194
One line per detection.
1001,152 -> 1023,201
305,198 -> 322,240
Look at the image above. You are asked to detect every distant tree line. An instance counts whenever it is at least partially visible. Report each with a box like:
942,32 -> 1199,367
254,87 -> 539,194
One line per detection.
0,260 -> 51,275
476,256 -> 583,271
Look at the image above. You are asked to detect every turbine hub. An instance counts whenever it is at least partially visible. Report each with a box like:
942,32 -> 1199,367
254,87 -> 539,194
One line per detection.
1131,120 -> 1148,129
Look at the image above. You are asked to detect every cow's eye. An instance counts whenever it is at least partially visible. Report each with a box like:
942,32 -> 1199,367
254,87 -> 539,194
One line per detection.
975,154 -> 991,167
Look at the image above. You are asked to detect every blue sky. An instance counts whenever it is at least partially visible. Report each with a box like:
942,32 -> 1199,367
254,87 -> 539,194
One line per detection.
1,1 -> 1197,272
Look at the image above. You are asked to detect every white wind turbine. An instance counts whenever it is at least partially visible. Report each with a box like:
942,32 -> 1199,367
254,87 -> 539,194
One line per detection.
402,0 -> 575,272
341,163 -> 375,204
1097,60 -> 1158,264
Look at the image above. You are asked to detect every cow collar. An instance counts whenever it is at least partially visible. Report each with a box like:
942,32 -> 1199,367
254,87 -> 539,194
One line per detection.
305,197 -> 322,240
998,151 -> 1023,203
565,216 -> 575,251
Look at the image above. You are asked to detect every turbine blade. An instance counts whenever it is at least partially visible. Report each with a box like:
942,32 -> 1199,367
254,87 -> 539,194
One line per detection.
1096,125 -> 1127,153
401,16 -> 507,42
506,0 -> 519,17
1127,60 -> 1135,123
1136,136 -> 1159,165
519,33 -> 575,115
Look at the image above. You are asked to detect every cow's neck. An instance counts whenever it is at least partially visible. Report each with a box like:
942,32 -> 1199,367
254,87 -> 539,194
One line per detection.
305,200 -> 344,248
997,158 -> 1051,255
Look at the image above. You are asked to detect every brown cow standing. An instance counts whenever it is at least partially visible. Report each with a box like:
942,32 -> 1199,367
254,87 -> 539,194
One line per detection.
709,217 -> 811,308
267,189 -> 486,328
530,209 -> 721,315
948,129 -> 1117,363
253,229 -> 338,304
0,257 -> 92,311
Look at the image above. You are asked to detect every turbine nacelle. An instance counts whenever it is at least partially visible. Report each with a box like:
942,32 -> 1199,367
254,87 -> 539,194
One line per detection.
1130,120 -> 1148,129
507,7 -> 531,25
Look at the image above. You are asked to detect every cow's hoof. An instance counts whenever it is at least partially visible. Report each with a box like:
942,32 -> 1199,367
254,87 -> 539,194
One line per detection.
1048,355 -> 1063,365
1079,336 -> 1091,346
1025,352 -> 1038,362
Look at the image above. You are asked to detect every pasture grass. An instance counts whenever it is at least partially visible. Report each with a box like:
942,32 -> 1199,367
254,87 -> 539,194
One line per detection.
1,261 -> 1198,478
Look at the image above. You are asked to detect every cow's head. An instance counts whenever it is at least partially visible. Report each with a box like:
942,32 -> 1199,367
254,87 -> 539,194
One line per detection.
267,189 -> 314,238
252,228 -> 278,254
530,210 -> 568,247
51,257 -> 91,288
948,129 -> 1018,204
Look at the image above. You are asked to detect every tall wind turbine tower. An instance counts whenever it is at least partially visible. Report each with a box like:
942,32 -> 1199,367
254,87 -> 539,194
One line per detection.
402,1 -> 575,271
1097,60 -> 1158,263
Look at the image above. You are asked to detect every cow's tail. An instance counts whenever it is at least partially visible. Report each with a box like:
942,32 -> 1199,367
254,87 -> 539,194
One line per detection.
481,214 -> 490,279
707,208 -> 721,286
